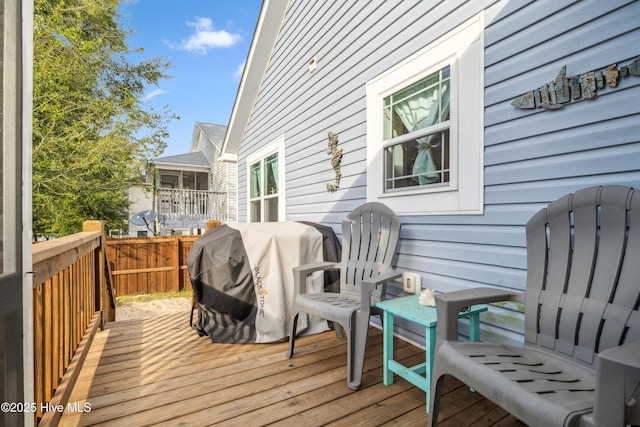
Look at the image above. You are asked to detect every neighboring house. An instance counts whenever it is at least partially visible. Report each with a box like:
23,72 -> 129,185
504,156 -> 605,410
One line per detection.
127,181 -> 154,237
220,0 -> 640,346
128,122 -> 236,236
191,122 -> 238,223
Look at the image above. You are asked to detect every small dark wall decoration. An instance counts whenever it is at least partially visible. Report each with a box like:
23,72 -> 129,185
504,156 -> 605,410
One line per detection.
326,132 -> 342,192
511,56 -> 639,110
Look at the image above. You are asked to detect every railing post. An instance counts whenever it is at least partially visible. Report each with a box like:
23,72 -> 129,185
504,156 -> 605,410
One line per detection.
205,220 -> 221,232
83,220 -> 115,326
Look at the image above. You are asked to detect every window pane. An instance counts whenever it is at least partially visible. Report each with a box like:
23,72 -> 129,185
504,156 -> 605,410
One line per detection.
265,197 -> 278,222
383,104 -> 408,141
383,66 -> 450,140
250,200 -> 261,222
264,153 -> 278,195
182,171 -> 195,189
195,172 -> 209,190
160,173 -> 179,189
384,129 -> 450,190
250,162 -> 261,198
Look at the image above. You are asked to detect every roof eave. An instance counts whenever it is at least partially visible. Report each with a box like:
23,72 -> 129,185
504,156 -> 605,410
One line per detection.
151,162 -> 210,173
220,0 -> 289,159
190,124 -> 201,153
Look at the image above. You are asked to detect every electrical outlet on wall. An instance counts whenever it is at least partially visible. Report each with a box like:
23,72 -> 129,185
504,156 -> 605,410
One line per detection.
402,272 -> 422,294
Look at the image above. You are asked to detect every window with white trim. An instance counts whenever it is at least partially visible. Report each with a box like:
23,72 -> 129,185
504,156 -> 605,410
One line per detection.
246,135 -> 285,222
366,14 -> 484,215
383,66 -> 451,191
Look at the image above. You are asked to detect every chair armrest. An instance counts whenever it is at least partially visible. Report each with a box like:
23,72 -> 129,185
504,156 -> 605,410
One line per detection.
586,340 -> 640,427
435,287 -> 523,342
361,270 -> 403,311
292,261 -> 341,297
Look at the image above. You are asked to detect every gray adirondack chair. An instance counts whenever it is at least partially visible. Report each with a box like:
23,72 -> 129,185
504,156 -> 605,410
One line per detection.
428,185 -> 640,427
286,202 -> 402,390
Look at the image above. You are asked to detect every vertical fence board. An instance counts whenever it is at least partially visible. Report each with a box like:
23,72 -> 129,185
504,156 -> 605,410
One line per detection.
125,242 -> 133,295
138,242 -> 147,294
106,235 -> 200,296
179,238 -> 195,292
170,238 -> 179,292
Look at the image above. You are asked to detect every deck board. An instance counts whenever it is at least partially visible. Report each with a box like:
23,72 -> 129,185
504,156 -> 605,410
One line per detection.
58,311 -> 526,426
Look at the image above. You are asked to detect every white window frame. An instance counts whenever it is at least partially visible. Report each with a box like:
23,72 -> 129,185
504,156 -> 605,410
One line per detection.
246,134 -> 286,222
366,13 -> 484,215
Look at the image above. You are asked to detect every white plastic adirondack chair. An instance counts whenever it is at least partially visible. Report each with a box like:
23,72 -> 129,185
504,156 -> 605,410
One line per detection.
428,185 -> 640,427
286,202 -> 402,390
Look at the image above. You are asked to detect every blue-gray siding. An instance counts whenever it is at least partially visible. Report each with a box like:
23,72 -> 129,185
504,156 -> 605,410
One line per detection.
237,0 -> 640,346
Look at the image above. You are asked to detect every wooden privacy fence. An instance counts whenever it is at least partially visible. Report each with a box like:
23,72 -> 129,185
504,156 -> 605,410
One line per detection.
32,221 -> 116,426
106,235 -> 199,295
106,219 -> 219,296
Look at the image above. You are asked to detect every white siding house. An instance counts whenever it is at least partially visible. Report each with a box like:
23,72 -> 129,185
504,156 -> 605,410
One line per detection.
221,0 -> 640,345
129,122 -> 236,236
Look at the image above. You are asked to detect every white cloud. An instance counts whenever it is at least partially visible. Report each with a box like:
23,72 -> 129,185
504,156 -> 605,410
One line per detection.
178,17 -> 241,54
143,88 -> 168,101
234,60 -> 246,79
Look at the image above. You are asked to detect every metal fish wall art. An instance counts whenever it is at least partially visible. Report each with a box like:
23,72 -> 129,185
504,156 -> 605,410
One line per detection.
511,56 -> 640,110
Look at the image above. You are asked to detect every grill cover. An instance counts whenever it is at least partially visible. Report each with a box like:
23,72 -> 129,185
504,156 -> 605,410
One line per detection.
187,222 -> 340,343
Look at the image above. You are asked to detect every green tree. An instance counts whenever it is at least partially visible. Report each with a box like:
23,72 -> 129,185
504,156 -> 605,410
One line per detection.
33,0 -> 177,238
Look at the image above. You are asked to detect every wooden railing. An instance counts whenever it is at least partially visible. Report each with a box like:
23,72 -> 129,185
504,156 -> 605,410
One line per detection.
32,221 -> 115,425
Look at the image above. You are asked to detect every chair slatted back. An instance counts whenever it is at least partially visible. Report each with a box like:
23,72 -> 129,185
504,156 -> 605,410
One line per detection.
525,185 -> 640,367
340,202 -> 401,301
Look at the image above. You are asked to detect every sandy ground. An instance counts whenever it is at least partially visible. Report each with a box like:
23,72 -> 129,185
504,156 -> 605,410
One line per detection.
115,296 -> 193,321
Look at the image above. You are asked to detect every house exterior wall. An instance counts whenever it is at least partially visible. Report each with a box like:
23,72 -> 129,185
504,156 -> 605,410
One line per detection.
194,124 -> 238,222
207,135 -> 239,223
128,183 -> 154,236
236,0 -> 640,345
226,161 -> 238,222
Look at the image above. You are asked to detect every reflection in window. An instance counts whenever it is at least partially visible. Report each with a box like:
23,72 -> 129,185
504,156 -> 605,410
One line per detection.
250,162 -> 261,198
264,153 -> 278,195
382,66 -> 450,192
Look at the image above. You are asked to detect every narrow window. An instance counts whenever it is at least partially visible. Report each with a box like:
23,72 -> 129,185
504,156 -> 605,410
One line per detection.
249,152 -> 280,222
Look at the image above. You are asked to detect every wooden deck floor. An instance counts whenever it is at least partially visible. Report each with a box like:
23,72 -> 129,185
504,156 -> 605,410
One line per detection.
59,311 -> 526,426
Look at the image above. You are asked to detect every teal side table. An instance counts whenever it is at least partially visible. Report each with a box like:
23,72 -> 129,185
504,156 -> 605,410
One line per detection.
375,294 -> 487,412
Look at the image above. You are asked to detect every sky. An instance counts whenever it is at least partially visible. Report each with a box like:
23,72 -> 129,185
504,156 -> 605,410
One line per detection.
119,0 -> 263,157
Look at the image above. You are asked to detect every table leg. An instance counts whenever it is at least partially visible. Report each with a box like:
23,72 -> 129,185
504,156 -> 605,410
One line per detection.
469,312 -> 481,342
382,310 -> 394,385
425,325 -> 436,411
468,312 -> 481,394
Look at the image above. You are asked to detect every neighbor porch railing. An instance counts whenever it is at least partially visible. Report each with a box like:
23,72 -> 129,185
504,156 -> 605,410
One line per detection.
157,189 -> 227,222
32,221 -> 116,425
